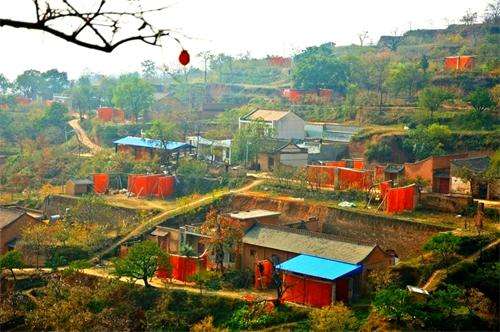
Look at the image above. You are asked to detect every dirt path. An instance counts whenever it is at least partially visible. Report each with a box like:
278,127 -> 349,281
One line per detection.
422,238 -> 500,291
68,118 -> 102,154
93,179 -> 264,260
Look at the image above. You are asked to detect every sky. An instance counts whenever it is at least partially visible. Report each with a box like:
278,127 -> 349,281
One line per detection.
0,0 -> 492,79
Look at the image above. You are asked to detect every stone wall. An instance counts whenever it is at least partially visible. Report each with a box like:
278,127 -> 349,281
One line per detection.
420,193 -> 474,213
230,194 -> 451,259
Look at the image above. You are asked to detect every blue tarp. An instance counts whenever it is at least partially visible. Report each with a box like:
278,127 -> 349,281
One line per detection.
276,254 -> 362,281
113,136 -> 191,151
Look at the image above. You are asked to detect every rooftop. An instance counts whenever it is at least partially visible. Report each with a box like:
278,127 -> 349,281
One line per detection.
276,254 -> 362,281
0,208 -> 25,229
243,109 -> 290,122
229,209 -> 281,220
242,224 -> 377,264
113,136 -> 192,151
451,156 -> 491,174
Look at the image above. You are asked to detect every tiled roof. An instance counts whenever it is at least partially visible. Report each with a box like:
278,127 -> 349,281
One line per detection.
242,224 -> 377,264
0,208 -> 25,229
245,109 -> 289,122
451,156 -> 491,174
113,136 -> 192,151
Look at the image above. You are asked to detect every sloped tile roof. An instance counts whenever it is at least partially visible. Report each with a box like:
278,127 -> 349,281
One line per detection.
0,208 -> 25,229
242,224 -> 376,264
246,109 -> 289,122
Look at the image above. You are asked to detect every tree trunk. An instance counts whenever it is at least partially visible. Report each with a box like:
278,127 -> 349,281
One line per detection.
143,276 -> 150,288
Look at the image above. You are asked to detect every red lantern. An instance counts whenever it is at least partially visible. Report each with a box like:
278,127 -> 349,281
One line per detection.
179,50 -> 190,66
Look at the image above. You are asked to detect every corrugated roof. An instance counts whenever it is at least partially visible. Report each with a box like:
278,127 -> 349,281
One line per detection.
230,209 -> 281,220
242,224 -> 376,264
113,136 -> 191,151
276,254 -> 362,281
70,179 -> 93,185
0,208 -> 25,229
246,109 -> 289,122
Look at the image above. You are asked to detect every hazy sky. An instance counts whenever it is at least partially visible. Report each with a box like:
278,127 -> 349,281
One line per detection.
0,0 -> 492,79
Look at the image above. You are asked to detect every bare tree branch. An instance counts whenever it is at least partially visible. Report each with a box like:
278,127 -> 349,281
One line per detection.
0,0 -> 173,52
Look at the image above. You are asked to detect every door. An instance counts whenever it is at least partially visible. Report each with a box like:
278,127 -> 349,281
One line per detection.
335,278 -> 349,302
438,178 -> 450,194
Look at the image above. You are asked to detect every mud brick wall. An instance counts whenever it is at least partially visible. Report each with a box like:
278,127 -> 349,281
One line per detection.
420,193 -> 474,213
230,194 -> 451,259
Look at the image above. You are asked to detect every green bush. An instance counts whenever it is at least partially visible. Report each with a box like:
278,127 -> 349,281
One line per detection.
222,269 -> 253,289
227,303 -> 307,330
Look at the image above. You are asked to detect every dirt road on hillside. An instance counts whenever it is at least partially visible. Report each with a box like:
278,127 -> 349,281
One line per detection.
93,178 -> 265,260
68,118 -> 102,154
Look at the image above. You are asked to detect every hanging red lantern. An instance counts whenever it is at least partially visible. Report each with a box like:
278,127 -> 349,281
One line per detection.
179,49 -> 190,66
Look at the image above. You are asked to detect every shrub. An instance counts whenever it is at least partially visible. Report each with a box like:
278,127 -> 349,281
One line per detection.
222,269 -> 253,289
309,303 -> 358,331
422,232 -> 460,263
365,141 -> 392,163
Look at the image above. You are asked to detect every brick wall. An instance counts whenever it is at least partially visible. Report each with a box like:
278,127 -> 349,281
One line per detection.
230,194 -> 450,259
0,214 -> 38,254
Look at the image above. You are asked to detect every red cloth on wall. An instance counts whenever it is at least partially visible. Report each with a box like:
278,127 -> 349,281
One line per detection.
307,166 -> 336,187
254,260 -> 274,289
379,181 -> 391,199
93,173 -> 109,194
386,184 -> 415,213
353,160 -> 365,170
337,168 -> 372,190
322,160 -> 347,168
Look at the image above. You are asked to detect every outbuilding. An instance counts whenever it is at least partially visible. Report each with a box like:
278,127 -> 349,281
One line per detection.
257,141 -> 308,171
64,179 -> 93,196
0,208 -> 40,254
239,109 -> 305,140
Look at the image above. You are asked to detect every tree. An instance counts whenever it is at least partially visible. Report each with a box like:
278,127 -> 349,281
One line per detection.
15,69 -> 43,99
358,31 -> 369,47
423,232 -> 460,263
144,120 -> 180,164
231,120 -> 274,165
40,69 -> 69,99
428,284 -> 465,320
112,74 -> 154,122
467,89 -> 495,113
141,60 -> 158,81
113,240 -> 168,288
177,159 -> 209,194
71,76 -> 99,119
418,87 -> 453,121
419,54 -> 429,73
387,62 -> 425,100
404,124 -> 452,160
0,250 -> 24,282
0,1 -> 172,52
292,45 -> 350,93
309,303 -> 358,331
484,0 -> 500,25
200,209 -> 243,272
460,9 -> 478,26
0,73 -> 10,94
365,51 -> 391,113
373,287 -> 421,325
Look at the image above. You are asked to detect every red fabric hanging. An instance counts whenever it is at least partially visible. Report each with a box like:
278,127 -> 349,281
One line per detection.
353,160 -> 365,170
93,173 -> 109,194
386,184 -> 416,213
307,165 -> 336,187
322,160 -> 347,168
254,260 -> 274,289
337,168 -> 372,190
379,180 -> 391,199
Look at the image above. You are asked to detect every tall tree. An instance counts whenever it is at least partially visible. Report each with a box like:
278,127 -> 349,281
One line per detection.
15,69 -> 43,99
112,74 -> 154,122
144,120 -> 180,164
387,62 -> 425,100
467,89 -> 495,113
365,51 -> 391,113
41,69 -> 69,99
71,76 -> 99,119
0,73 -> 10,94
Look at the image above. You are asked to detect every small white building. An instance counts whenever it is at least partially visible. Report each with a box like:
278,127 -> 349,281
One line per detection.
239,109 -> 305,140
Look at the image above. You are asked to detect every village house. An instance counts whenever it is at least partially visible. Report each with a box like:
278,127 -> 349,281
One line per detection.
0,208 -> 40,254
113,136 -> 192,161
403,152 -> 489,194
239,109 -> 305,140
240,223 -> 394,305
257,140 -> 308,171
450,156 -> 499,200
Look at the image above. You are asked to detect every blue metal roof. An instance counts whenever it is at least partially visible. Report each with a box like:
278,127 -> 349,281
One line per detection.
276,254 -> 362,281
113,136 -> 191,151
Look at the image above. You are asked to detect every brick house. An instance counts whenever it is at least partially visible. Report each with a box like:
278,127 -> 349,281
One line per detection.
0,208 -> 40,254
241,223 -> 394,304
257,141 -> 308,171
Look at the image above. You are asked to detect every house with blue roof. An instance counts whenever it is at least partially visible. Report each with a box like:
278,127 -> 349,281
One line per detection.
241,223 -> 395,306
113,136 -> 193,161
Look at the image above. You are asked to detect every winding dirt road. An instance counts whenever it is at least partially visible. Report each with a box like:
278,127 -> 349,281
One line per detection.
68,118 -> 102,154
